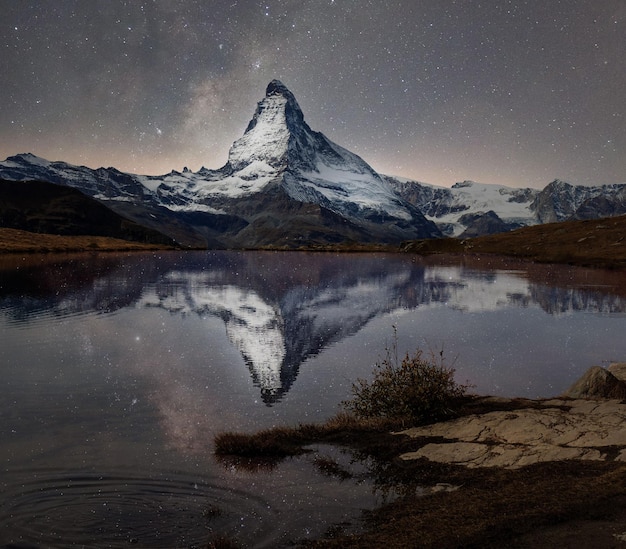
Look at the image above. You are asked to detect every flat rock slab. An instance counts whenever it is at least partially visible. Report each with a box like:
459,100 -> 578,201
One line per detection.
397,398 -> 626,469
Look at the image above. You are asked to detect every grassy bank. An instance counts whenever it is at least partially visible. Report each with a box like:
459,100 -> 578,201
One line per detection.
0,227 -> 176,253
263,214 -> 626,270
3,214 -> 626,270
402,214 -> 626,269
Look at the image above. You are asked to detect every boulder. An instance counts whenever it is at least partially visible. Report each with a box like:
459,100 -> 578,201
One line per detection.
561,365 -> 626,400
608,362 -> 626,381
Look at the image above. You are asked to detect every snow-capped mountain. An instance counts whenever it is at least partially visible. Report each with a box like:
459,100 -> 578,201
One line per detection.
0,80 -> 440,247
386,176 -> 626,237
2,79 -> 625,244
385,177 -> 537,236
530,179 -> 626,223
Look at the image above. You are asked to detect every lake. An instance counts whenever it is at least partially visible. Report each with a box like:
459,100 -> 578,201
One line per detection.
1,250 -> 625,547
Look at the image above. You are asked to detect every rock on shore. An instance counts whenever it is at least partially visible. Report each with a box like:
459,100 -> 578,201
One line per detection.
398,363 -> 626,469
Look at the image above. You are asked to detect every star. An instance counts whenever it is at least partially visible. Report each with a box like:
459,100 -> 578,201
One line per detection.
0,0 -> 624,189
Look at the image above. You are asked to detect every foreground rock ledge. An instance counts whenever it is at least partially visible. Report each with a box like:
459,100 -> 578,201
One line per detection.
398,397 -> 626,469
397,363 -> 626,469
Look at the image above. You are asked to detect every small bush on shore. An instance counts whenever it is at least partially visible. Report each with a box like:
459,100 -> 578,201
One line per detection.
342,333 -> 470,426
213,334 -> 470,461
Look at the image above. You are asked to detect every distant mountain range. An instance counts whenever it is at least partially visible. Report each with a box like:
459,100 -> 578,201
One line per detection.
1,80 -> 625,247
385,177 -> 626,237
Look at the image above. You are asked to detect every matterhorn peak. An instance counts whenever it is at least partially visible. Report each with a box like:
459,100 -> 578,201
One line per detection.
266,79 -> 291,97
220,80 -> 436,229
225,80 -> 307,172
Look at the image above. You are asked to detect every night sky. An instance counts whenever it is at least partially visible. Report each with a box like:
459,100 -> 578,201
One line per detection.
2,1 -> 624,189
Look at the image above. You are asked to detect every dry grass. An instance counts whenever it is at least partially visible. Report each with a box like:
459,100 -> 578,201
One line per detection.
213,413 -> 401,462
403,214 -> 626,269
0,227 -> 174,253
214,340 -> 471,463
214,427 -> 311,459
5,213 -> 625,267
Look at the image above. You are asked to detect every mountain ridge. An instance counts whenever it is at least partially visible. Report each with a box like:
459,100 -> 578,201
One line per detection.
0,81 -> 441,247
386,176 -> 626,237
1,80 -> 625,247
0,178 -> 175,245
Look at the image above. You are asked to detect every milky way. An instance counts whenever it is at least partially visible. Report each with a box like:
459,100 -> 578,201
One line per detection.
1,0 -> 624,188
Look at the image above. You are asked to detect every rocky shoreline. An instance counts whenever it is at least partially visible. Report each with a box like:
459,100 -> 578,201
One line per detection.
399,396 -> 626,469
299,364 -> 626,548
397,362 -> 626,470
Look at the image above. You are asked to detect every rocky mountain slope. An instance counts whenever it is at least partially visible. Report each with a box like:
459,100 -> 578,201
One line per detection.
387,177 -> 626,237
0,81 -> 440,248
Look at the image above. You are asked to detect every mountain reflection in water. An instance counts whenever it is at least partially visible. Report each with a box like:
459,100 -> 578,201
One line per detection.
1,251 -> 625,405
2,251 -> 626,546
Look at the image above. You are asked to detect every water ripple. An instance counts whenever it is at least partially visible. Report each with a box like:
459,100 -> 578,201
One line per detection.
0,468 -> 278,548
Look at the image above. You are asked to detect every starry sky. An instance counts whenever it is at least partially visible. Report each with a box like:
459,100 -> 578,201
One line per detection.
1,1 -> 624,189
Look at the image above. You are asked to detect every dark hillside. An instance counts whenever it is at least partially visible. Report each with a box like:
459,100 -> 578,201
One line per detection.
0,179 -> 174,245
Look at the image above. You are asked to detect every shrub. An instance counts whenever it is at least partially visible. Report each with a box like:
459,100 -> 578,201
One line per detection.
342,332 -> 471,426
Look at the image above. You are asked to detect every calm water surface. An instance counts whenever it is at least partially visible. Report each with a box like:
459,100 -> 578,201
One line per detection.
1,250 -> 625,547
